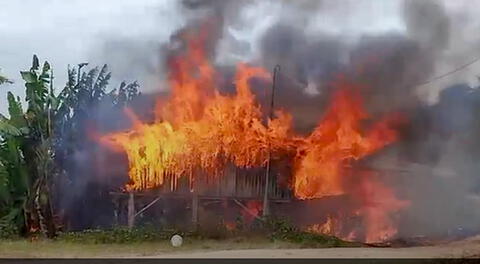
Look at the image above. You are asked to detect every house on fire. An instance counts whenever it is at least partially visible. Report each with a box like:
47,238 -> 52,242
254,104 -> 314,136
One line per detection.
110,161 -> 294,229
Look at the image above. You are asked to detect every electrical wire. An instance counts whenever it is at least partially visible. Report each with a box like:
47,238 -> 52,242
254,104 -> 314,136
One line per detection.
416,56 -> 480,86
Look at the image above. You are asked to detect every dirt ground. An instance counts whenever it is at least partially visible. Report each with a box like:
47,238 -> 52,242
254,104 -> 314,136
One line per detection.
153,236 -> 480,259
1,236 -> 479,258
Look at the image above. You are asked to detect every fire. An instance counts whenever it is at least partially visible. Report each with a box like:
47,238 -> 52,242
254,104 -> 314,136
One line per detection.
241,200 -> 263,226
307,215 -> 339,236
356,171 -> 411,243
292,81 -> 408,243
101,32 -> 295,190
101,25 -> 409,243
306,174 -> 410,243
293,83 -> 402,199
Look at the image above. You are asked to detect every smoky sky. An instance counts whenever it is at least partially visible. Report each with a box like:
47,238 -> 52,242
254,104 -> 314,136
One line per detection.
0,0 -> 184,114
0,0 -> 408,114
2,0 -> 480,115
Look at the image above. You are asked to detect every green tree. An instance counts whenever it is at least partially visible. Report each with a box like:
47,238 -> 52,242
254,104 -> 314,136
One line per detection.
0,56 -> 140,237
52,63 -> 139,230
54,63 -> 139,182
0,56 -> 58,238
0,92 -> 29,237
19,55 -> 57,237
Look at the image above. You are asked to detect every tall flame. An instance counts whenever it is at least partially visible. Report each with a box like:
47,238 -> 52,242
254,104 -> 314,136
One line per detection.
101,31 -> 295,190
294,81 -> 402,199
101,26 -> 409,243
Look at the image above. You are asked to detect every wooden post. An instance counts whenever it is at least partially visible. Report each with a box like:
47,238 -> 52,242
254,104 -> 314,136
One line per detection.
113,197 -> 119,226
127,192 -> 135,228
192,194 -> 199,229
263,65 -> 280,217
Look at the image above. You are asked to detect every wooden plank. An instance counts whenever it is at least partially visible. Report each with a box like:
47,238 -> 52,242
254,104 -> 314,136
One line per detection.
109,191 -> 291,203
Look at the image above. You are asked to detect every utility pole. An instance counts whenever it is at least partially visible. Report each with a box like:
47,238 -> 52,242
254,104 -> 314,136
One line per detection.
263,65 -> 280,218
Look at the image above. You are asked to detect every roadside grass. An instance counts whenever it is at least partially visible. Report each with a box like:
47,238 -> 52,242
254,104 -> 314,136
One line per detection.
0,237 -> 296,258
0,220 -> 362,258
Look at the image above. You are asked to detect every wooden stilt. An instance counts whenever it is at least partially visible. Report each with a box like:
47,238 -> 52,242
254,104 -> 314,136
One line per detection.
192,193 -> 199,229
127,192 -> 135,228
113,197 -> 119,226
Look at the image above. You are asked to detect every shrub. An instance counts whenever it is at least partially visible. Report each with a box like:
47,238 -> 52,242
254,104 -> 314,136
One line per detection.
264,218 -> 360,248
56,225 -> 182,244
0,222 -> 20,239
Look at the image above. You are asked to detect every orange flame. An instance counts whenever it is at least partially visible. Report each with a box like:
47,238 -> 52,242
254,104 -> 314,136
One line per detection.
101,33 -> 295,190
101,25 -> 409,243
356,171 -> 410,243
307,215 -> 339,236
241,200 -> 263,226
293,82 -> 401,199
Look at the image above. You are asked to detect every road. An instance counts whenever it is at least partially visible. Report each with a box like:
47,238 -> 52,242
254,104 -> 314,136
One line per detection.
153,236 -> 480,258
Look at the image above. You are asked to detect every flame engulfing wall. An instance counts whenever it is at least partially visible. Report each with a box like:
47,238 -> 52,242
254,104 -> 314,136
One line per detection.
102,25 -> 295,190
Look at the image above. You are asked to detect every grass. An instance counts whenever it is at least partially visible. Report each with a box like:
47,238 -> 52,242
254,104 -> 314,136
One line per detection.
0,220 -> 363,258
266,218 -> 362,248
0,237 -> 297,258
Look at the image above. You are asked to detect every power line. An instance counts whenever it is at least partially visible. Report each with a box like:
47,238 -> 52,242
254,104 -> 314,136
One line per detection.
417,56 -> 480,86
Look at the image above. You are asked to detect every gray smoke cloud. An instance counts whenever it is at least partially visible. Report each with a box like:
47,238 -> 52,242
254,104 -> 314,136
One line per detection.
410,0 -> 480,103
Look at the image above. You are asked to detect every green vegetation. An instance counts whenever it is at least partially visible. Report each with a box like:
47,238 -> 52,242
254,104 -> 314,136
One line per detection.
56,226 -> 181,244
0,56 -> 139,239
0,223 -> 358,257
0,236 -> 295,258
265,218 -> 361,248
53,220 -> 359,248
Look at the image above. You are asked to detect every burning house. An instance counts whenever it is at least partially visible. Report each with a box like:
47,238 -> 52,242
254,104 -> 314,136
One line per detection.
96,17 -> 410,243
55,0 -> 480,246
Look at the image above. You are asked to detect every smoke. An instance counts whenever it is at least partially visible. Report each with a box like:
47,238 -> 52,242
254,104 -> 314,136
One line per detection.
77,0 -> 480,239
193,0 -> 480,239
390,83 -> 480,238
404,0 -> 450,52
408,0 -> 480,103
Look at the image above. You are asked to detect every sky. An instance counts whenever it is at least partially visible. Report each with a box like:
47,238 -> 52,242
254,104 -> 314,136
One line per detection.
0,0 -> 407,114
1,0 -> 479,114
0,0 -> 184,114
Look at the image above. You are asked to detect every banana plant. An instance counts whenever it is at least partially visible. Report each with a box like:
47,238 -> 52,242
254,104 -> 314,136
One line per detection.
54,63 -> 139,180
0,92 -> 29,236
0,56 -> 140,237
19,55 -> 58,238
0,57 -> 56,237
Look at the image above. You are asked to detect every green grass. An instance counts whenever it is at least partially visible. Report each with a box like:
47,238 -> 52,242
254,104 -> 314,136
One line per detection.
0,221 -> 362,258
0,237 -> 296,258
266,218 -> 362,248
56,226 -> 178,244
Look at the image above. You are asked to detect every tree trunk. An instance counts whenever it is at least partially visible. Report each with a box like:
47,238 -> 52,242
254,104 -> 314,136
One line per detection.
33,178 -> 56,238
